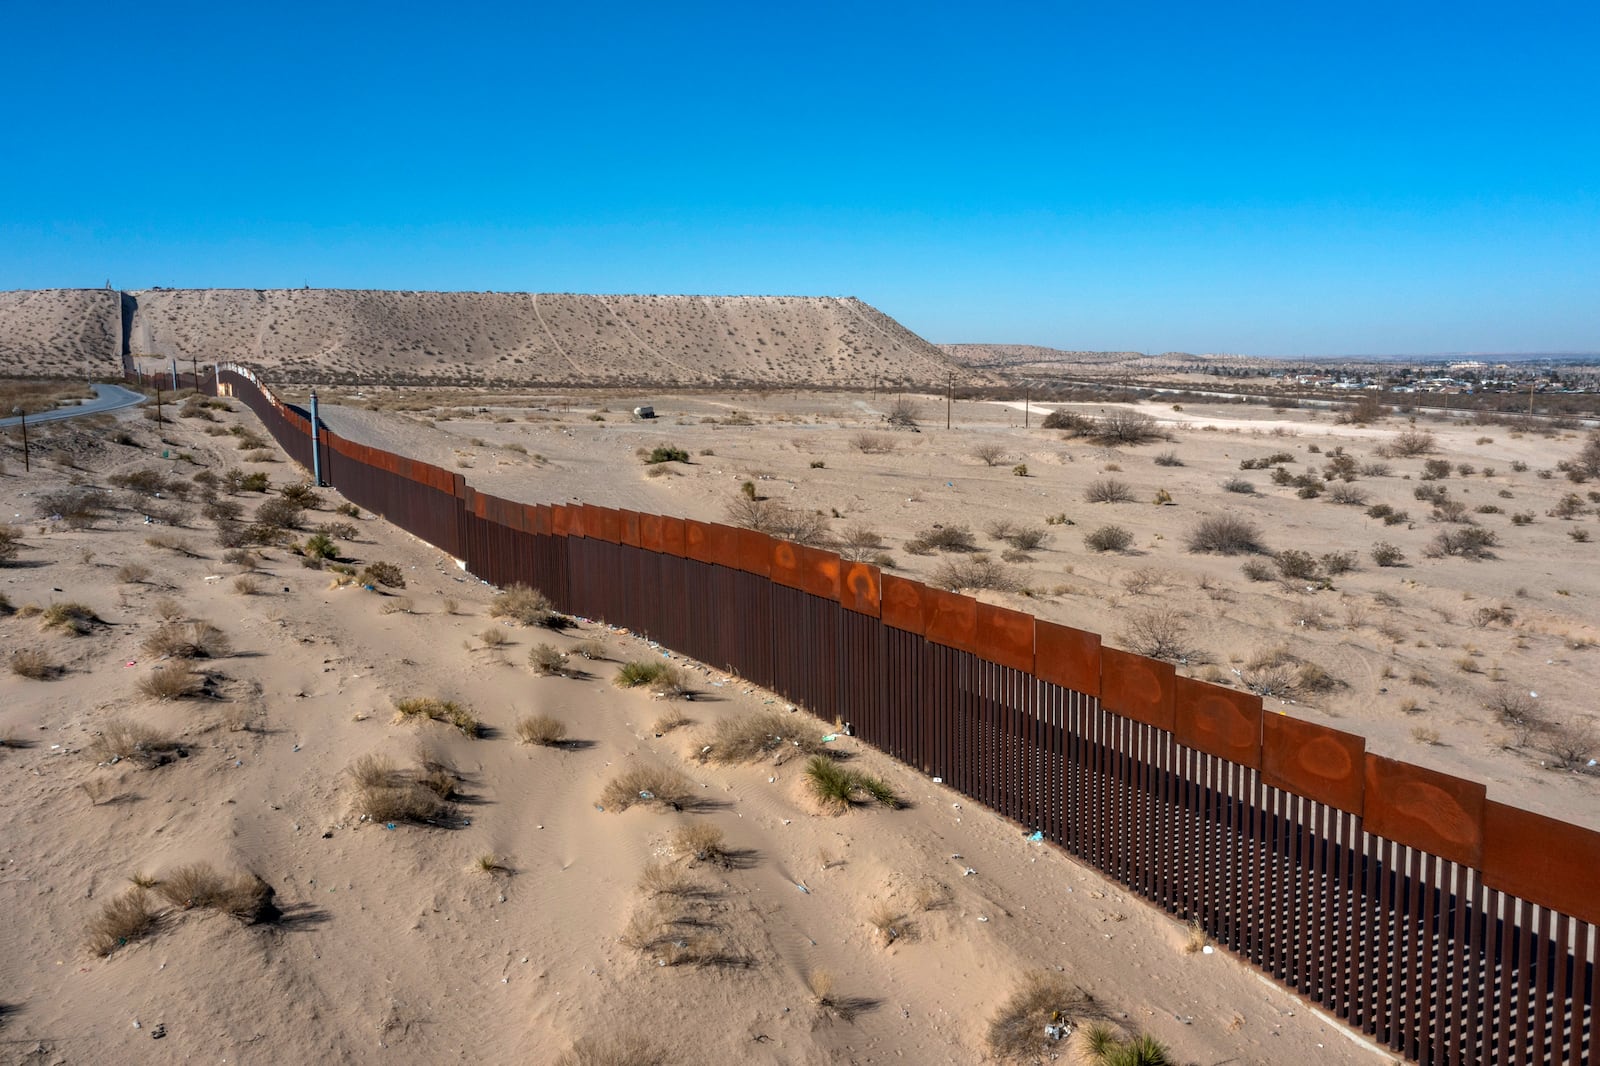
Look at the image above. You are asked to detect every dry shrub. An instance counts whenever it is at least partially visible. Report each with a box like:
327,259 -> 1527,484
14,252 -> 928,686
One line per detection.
1084,478 -> 1134,503
929,555 -> 1023,594
349,753 -> 452,824
489,583 -> 567,627
87,889 -> 159,956
10,648 -> 58,679
724,496 -> 831,546
145,532 -> 199,556
868,902 -> 911,945
156,863 -> 274,922
653,707 -> 690,734
393,696 -> 480,737
986,971 -> 1102,1062
359,561 -> 407,589
1091,409 -> 1164,445
1185,514 -> 1265,555
851,431 -> 897,454
142,621 -> 232,659
671,823 -> 730,867
904,524 -> 977,554
137,666 -> 202,701
1383,427 -> 1438,457
92,718 -> 181,765
116,562 -> 151,583
529,642 -> 572,676
479,625 -> 510,649
154,597 -> 185,622
599,765 -> 695,812
1084,525 -> 1133,552
637,861 -> 698,897
232,574 -> 259,595
613,660 -> 689,697
555,1033 -> 666,1066
704,711 -> 825,764
0,524 -> 20,565
1118,609 -> 1198,662
573,638 -> 608,660
515,713 -> 567,747
40,601 -> 99,635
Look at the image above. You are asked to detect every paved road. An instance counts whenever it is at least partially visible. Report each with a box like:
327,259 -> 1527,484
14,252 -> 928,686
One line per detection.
0,383 -> 146,428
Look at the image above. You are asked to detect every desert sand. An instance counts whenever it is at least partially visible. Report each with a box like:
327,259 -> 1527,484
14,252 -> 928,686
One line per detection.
0,393 -> 1398,1064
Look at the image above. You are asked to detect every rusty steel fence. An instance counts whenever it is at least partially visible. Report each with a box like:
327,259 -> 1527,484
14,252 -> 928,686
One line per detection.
216,366 -> 1597,1065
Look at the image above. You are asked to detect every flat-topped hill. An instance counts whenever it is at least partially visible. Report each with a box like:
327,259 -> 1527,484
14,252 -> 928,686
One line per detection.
0,288 -> 970,386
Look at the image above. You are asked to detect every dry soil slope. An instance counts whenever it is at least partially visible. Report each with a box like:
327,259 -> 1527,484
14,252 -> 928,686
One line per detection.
0,289 -> 122,377
115,289 -> 963,386
943,342 -> 1264,375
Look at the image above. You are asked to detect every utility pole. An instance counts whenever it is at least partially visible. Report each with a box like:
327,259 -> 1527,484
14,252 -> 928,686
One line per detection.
946,373 -> 952,430
190,355 -> 199,392
155,387 -> 163,424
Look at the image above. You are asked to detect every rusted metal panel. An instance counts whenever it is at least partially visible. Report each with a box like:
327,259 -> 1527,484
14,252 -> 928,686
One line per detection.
839,560 -> 881,617
880,574 -> 927,635
1099,647 -> 1175,731
923,588 -> 977,653
1261,715 -> 1365,813
1362,754 -> 1486,867
1034,620 -> 1101,696
620,509 -> 641,547
704,523 -> 742,568
1174,677 -> 1262,768
685,518 -> 713,562
798,544 -> 842,600
1483,801 -> 1600,925
595,506 -> 622,544
638,512 -> 663,552
532,504 -> 551,536
659,516 -> 686,557
736,528 -> 772,576
769,539 -> 803,589
976,602 -> 1033,672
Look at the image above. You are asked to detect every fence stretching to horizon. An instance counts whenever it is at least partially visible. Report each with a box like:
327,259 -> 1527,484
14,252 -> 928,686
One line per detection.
211,364 -> 1596,1065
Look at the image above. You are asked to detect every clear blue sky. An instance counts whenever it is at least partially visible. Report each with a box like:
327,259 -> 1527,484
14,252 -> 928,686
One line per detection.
2,2 -> 1595,356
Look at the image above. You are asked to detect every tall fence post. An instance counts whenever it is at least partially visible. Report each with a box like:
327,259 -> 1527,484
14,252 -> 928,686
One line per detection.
309,388 -> 324,487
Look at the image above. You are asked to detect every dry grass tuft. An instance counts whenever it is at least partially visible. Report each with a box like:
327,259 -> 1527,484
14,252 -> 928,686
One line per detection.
670,822 -> 731,867
156,863 -> 274,922
142,620 -> 232,659
393,696 -> 480,737
92,719 -> 182,765
515,713 -> 568,747
489,583 -> 568,627
40,601 -> 99,635
599,765 -> 695,812
137,665 -> 202,701
348,752 -> 456,824
10,648 -> 59,679
704,712 -> 825,765
232,574 -> 260,595
87,889 -> 159,956
652,707 -> 691,734
614,660 -> 690,697
987,971 -> 1103,1062
528,642 -> 573,676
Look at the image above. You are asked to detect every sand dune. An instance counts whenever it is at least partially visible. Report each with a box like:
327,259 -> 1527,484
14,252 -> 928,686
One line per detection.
0,290 -> 122,378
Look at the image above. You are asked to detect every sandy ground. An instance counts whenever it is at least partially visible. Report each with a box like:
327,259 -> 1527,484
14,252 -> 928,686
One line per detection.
292,388 -> 1600,833
0,398 -> 1395,1064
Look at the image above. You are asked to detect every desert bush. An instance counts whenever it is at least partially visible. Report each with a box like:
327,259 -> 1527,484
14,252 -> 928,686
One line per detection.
1383,428 -> 1438,457
1222,477 -> 1254,494
1546,720 -> 1598,770
222,469 -> 271,493
803,756 -> 898,810
850,431 -> 898,454
1327,483 -> 1370,506
253,497 -> 304,532
1275,550 -> 1320,581
971,443 -> 1006,466
92,718 -> 182,763
40,601 -> 99,635
1084,525 -> 1133,552
1092,409 -> 1163,445
1427,527 -> 1499,559
1084,478 -> 1133,503
515,713 -> 568,747
1186,515 -> 1265,555
672,823 -> 732,867
644,445 -> 689,464
1152,450 -> 1182,467
87,889 -> 159,956
359,561 -> 407,589
201,497 -> 244,523
1012,463 -> 1028,477
114,561 -> 151,584
137,666 -> 201,700
10,649 -> 58,679
393,696 -> 480,737
904,525 -> 976,553
986,971 -> 1102,1063
1320,550 -> 1358,576
1361,460 -> 1393,476
723,496 -> 831,546
929,554 -> 1023,593
1042,408 -> 1095,434
300,532 -> 338,560
613,660 -> 690,698
489,583 -> 567,626
279,482 -> 322,508
706,711 -> 825,764
528,642 -> 572,676
0,524 -> 19,565
232,574 -> 260,595
1118,609 -> 1197,662
599,765 -> 695,811
835,523 -> 886,561
35,485 -> 115,529
156,863 -> 273,922
142,621 -> 232,659
1241,559 -> 1274,581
